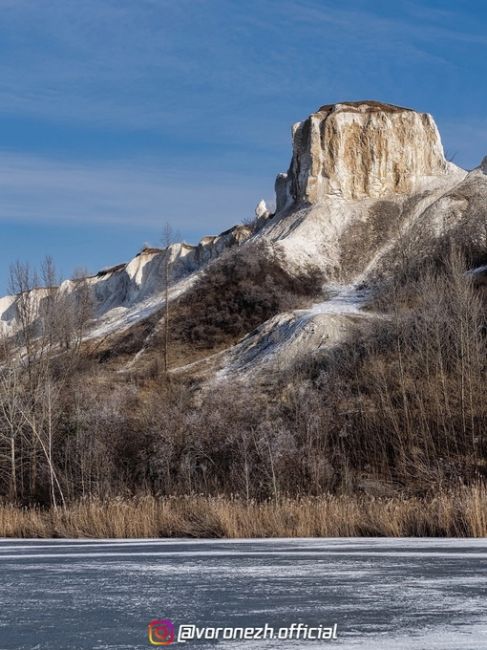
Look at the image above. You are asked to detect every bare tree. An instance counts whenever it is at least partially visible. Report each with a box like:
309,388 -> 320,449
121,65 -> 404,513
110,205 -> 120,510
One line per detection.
162,223 -> 174,374
19,378 -> 66,510
9,261 -> 37,375
8,261 -> 40,493
72,268 -> 94,351
40,255 -> 64,354
0,348 -> 24,501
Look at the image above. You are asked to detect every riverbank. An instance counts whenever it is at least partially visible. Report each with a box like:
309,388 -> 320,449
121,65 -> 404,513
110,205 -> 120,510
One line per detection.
1,486 -> 486,538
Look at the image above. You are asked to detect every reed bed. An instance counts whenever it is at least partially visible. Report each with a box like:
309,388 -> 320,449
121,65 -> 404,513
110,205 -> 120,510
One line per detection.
1,485 -> 486,538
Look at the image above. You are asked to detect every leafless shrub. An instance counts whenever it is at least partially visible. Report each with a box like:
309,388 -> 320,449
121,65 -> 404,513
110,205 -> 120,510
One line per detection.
173,241 -> 324,348
289,248 -> 487,491
1,213 -> 486,515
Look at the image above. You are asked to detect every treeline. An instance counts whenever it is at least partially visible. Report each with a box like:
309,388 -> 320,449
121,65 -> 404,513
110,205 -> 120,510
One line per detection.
0,244 -> 326,507
0,258 -> 93,507
0,239 -> 486,508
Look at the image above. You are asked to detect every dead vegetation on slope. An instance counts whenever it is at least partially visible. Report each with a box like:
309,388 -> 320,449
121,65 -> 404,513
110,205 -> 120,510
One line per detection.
170,240 -> 324,349
290,248 -> 487,491
90,240 -> 325,370
1,207 -> 487,527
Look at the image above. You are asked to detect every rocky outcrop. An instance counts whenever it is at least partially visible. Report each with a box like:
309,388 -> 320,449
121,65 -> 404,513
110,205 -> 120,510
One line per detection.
2,99 -> 486,380
252,199 -> 274,231
276,101 -> 451,209
255,200 -> 269,219
0,222 -> 253,338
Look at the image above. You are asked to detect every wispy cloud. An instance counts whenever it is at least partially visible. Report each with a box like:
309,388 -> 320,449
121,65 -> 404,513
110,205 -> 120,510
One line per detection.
0,0 -> 485,233
270,0 -> 487,75
283,0 -> 487,45
0,0 -> 295,131
1,0 -> 483,131
0,152 -> 271,234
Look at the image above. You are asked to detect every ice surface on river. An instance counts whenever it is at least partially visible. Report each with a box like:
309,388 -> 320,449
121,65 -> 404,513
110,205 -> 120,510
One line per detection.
0,538 -> 486,649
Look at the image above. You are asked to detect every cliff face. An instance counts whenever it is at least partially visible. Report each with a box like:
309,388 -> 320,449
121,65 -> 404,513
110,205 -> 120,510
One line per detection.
2,99 -> 486,381
276,101 -> 450,209
0,223 -> 253,339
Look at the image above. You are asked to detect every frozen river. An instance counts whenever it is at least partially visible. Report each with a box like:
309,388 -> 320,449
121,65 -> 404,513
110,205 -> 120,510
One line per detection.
0,538 -> 486,649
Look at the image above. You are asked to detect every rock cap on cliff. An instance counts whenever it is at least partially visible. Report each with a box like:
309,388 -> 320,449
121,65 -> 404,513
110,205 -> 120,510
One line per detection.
276,100 -> 453,210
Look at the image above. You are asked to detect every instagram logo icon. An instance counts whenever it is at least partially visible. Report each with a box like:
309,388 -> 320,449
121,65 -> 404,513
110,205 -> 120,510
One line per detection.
148,619 -> 175,646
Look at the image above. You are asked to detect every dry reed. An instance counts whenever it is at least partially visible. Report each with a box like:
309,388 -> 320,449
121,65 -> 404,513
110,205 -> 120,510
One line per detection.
1,484 -> 486,538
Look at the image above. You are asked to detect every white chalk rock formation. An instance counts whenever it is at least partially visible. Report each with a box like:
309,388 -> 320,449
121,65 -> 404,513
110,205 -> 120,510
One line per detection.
0,223 -> 253,339
276,100 -> 451,210
255,199 -> 269,218
3,99 -> 486,382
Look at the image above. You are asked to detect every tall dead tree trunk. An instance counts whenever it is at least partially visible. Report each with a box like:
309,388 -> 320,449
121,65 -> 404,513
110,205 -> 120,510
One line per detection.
162,224 -> 173,375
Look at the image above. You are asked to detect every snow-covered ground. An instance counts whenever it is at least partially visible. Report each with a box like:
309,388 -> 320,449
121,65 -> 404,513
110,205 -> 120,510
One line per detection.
0,161 -> 482,383
0,538 -> 486,649
305,284 -> 371,315
214,283 -> 375,378
86,272 -> 198,341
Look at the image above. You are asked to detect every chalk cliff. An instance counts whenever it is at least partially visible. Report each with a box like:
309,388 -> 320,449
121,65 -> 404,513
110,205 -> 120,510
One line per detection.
1,100 -> 486,380
275,101 -> 452,210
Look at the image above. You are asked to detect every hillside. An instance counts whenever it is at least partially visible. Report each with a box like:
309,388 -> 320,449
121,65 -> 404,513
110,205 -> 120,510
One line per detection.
0,100 -> 486,510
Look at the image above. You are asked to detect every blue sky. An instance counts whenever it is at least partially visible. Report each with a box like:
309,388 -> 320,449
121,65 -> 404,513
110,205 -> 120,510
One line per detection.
0,0 -> 486,292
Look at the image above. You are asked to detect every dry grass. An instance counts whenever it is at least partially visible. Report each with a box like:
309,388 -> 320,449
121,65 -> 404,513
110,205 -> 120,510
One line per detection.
1,485 -> 486,538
